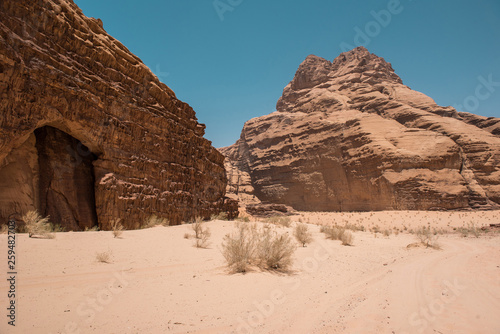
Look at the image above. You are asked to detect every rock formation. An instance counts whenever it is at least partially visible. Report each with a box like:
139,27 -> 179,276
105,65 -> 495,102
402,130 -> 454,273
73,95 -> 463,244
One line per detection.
222,47 -> 500,212
0,0 -> 237,230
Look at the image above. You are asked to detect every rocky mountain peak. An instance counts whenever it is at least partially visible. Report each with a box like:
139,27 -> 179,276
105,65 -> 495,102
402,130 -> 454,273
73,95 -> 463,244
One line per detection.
225,47 -> 500,213
331,46 -> 403,84
277,47 -> 403,113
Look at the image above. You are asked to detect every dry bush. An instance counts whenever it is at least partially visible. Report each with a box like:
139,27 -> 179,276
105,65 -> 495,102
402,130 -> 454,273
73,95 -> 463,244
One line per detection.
257,227 -> 296,270
184,232 -> 192,239
341,230 -> 354,246
221,223 -> 296,273
143,215 -> 169,228
457,222 -> 480,238
192,218 -> 211,248
22,210 -> 55,239
344,223 -> 364,232
235,216 -> 250,223
221,223 -> 258,273
323,225 -> 346,241
265,216 -> 292,228
85,226 -> 99,231
190,217 -> 204,238
416,226 -> 440,249
96,251 -> 112,263
110,219 -> 124,238
210,212 -> 228,221
294,223 -> 313,247
383,229 -> 391,237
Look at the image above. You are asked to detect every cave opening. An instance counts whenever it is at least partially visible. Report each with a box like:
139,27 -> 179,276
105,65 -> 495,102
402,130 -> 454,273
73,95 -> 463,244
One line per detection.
34,126 -> 98,231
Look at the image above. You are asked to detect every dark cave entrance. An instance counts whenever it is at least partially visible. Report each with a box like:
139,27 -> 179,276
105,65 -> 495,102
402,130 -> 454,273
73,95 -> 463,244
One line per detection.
34,126 -> 98,231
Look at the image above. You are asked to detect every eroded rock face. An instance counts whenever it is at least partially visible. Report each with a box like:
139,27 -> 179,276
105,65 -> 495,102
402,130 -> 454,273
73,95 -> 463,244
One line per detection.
0,0 -> 236,229
222,47 -> 500,211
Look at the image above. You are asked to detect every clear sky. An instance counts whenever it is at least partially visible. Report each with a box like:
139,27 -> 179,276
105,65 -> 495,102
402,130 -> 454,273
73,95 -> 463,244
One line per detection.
74,0 -> 500,148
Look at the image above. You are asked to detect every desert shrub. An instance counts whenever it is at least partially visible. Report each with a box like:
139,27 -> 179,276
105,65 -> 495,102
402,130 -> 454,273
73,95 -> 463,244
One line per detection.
322,225 -> 346,241
210,212 -> 229,221
294,223 -> 313,247
143,215 -> 169,228
221,223 -> 258,273
265,216 -> 291,228
235,216 -> 250,223
341,231 -> 354,246
383,229 -> 391,237
416,226 -> 440,249
192,219 -> 211,248
184,232 -> 192,239
110,219 -> 124,238
190,217 -> 204,238
457,222 -> 480,238
85,226 -> 99,231
221,223 -> 296,273
51,224 -> 66,233
257,227 -> 296,270
22,210 -> 55,239
344,223 -> 364,232
96,251 -> 112,263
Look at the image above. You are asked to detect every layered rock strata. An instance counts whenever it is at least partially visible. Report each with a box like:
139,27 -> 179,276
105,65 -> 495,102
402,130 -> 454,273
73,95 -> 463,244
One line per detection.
0,0 -> 236,229
222,47 -> 500,211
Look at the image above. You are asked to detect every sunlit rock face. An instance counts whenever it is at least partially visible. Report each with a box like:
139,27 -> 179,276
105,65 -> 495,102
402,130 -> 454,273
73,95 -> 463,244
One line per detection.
0,0 -> 237,229
222,47 -> 500,211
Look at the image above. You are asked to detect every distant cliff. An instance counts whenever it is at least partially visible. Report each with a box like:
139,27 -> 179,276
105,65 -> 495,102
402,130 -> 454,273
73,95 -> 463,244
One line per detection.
222,47 -> 500,211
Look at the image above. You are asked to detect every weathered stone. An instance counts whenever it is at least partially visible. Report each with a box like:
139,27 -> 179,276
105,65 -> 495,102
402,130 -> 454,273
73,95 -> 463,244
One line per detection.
245,204 -> 295,218
0,0 -> 237,229
222,47 -> 500,211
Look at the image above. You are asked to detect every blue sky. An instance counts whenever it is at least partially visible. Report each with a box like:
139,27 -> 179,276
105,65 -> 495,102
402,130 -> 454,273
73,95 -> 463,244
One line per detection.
74,0 -> 500,148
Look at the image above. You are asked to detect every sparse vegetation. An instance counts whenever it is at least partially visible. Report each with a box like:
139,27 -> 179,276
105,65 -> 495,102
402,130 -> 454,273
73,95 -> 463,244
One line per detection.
265,216 -> 292,227
85,226 -> 99,231
294,223 -> 313,247
221,223 -> 258,273
235,216 -> 250,223
142,215 -> 169,228
191,218 -> 211,248
210,212 -> 229,221
322,225 -> 345,241
415,226 -> 440,249
96,251 -> 112,263
22,210 -> 55,239
341,230 -> 354,246
221,223 -> 296,273
257,226 -> 296,270
457,222 -> 480,238
321,224 -> 354,246
111,219 -> 124,238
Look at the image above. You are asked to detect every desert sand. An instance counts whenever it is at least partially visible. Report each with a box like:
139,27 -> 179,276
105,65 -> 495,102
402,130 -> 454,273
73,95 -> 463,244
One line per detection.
1,210 -> 499,334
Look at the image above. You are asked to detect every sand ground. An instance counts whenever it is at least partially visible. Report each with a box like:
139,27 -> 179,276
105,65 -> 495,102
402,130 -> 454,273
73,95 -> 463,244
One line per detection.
0,210 -> 499,334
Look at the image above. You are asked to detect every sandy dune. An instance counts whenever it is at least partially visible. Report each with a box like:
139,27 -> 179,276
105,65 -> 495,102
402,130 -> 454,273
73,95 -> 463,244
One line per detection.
1,211 -> 499,334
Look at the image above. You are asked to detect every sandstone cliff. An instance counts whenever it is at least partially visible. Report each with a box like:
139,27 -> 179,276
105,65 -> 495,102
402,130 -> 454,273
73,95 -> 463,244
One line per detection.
0,0 -> 237,229
221,47 -> 500,211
